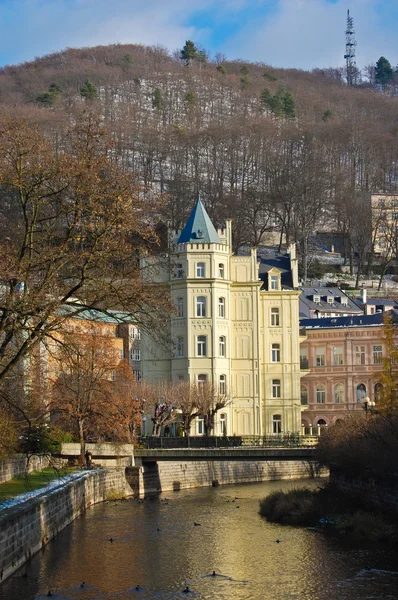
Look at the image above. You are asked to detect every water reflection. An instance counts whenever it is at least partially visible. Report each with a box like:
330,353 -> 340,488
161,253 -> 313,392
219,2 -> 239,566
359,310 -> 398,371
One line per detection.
1,479 -> 397,600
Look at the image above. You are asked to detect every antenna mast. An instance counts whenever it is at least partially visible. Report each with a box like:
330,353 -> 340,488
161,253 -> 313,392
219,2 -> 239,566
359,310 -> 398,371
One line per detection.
344,9 -> 357,86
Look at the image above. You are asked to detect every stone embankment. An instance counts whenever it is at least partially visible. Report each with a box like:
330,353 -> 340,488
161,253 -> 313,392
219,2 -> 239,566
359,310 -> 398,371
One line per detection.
0,468 -> 131,583
127,459 -> 327,496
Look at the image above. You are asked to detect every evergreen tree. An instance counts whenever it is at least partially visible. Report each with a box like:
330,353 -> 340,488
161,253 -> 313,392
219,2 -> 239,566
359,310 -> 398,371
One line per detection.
375,56 -> 394,85
185,91 -> 196,108
322,108 -> 333,122
269,88 -> 285,117
152,88 -> 163,110
80,79 -> 99,100
180,40 -> 198,66
263,70 -> 278,81
260,88 -> 273,108
216,65 -> 227,75
36,82 -> 62,107
283,90 -> 296,118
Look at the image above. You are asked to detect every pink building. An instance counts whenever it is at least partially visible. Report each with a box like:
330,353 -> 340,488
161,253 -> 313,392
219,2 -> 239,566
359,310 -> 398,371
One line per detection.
299,313 -> 395,430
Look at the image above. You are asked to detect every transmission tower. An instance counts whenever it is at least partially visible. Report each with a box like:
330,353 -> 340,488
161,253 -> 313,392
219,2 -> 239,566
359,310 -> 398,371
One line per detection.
344,9 -> 357,86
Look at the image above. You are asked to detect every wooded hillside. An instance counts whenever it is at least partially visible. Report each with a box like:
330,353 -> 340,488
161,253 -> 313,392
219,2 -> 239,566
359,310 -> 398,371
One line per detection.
2,42 -> 398,271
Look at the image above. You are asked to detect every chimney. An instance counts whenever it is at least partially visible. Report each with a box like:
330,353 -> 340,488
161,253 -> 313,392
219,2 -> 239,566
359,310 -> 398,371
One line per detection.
362,288 -> 367,304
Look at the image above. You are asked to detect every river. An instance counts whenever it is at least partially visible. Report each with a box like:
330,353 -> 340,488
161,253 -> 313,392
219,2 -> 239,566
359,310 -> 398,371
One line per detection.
1,479 -> 397,600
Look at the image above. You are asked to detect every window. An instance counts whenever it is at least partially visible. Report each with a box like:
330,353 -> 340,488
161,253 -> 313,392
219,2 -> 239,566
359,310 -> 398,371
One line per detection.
272,415 -> 282,434
334,384 -> 344,404
131,327 -> 140,340
378,198 -> 385,207
341,297 -> 348,306
177,297 -> 184,318
356,383 -> 367,402
197,373 -> 207,385
272,379 -> 281,398
355,345 -> 366,365
333,347 -> 343,366
219,263 -> 225,278
313,295 -> 320,303
393,213 -> 398,220
197,336 -> 207,356
300,385 -> 308,405
327,296 -> 334,304
218,297 -> 225,318
315,347 -> 325,367
219,412 -> 227,435
175,263 -> 183,279
270,307 -> 280,327
270,275 -> 279,290
300,347 -> 308,369
219,336 -> 226,357
196,296 -> 207,317
118,349 -> 124,360
374,383 -> 383,401
219,375 -> 226,396
177,337 -> 184,358
271,343 -> 281,362
196,262 -> 205,278
316,384 -> 326,404
131,349 -> 140,361
197,417 -> 204,435
373,345 -> 383,364
132,370 -> 141,382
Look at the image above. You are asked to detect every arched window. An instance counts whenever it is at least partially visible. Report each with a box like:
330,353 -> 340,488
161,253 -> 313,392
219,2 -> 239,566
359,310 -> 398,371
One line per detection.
300,385 -> 308,405
196,296 -> 207,317
219,336 -> 226,357
219,412 -> 227,435
334,384 -> 344,404
218,297 -> 225,318
270,307 -> 280,327
219,375 -> 226,396
374,383 -> 383,402
356,383 -> 367,403
316,384 -> 326,404
317,419 -> 327,426
196,262 -> 205,278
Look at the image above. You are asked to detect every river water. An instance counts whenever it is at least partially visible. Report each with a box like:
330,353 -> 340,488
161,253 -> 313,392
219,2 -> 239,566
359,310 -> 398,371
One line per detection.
1,479 -> 397,600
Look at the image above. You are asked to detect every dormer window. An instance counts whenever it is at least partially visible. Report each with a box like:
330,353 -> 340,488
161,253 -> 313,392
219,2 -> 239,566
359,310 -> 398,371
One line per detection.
313,295 -> 320,303
196,229 -> 204,239
270,275 -> 279,290
196,262 -> 205,278
341,297 -> 348,306
327,297 -> 334,304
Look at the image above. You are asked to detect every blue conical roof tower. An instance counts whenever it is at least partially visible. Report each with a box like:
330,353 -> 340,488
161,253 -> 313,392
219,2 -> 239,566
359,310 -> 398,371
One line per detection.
178,197 -> 222,244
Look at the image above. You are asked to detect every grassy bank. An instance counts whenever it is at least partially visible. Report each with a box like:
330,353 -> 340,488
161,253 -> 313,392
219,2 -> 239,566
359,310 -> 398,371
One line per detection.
0,467 -> 79,501
259,484 -> 397,544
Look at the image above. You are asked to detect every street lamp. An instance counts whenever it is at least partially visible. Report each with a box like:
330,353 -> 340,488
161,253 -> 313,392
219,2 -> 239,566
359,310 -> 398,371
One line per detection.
363,397 -> 376,415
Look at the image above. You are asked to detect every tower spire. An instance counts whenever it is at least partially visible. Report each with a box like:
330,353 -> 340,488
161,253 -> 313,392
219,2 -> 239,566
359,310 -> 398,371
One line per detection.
344,9 -> 357,86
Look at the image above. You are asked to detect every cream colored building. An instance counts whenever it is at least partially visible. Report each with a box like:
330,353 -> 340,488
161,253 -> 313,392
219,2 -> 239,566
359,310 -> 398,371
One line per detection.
142,199 -> 302,436
371,192 -> 398,255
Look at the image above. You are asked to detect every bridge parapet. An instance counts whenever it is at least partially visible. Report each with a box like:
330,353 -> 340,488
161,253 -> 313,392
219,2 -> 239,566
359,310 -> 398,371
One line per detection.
137,435 -> 319,450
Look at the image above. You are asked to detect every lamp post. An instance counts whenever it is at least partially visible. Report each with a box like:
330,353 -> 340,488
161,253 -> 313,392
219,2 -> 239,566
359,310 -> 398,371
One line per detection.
363,397 -> 375,416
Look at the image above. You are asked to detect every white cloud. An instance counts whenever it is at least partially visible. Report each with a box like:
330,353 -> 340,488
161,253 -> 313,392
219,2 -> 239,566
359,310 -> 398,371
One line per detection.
222,0 -> 398,70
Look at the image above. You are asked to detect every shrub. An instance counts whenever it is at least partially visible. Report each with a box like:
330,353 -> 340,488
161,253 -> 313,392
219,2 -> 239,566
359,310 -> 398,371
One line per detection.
259,488 -> 321,526
105,488 -> 127,501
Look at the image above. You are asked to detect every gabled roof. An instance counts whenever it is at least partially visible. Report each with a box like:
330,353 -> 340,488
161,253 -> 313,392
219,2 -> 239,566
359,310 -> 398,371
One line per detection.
258,252 -> 293,289
178,197 -> 222,244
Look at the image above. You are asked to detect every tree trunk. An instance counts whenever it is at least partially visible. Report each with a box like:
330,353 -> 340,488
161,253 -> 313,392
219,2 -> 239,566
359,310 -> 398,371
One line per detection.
78,418 -> 85,465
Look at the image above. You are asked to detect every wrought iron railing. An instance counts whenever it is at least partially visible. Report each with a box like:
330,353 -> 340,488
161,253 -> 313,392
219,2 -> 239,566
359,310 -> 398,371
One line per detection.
137,435 -> 318,449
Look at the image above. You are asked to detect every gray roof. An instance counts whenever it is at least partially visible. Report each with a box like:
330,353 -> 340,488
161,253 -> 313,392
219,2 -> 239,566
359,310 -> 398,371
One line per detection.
300,313 -> 388,329
178,197 -> 222,244
259,252 -> 293,289
299,286 -> 363,318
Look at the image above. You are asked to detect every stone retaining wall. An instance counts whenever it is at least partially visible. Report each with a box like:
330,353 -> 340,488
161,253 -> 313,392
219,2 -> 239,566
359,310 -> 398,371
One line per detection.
0,468 -> 132,583
0,455 -> 51,485
133,459 -> 327,496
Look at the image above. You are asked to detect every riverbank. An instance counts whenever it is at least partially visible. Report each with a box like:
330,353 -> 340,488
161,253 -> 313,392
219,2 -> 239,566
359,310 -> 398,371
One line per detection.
259,482 -> 398,544
0,468 -> 131,583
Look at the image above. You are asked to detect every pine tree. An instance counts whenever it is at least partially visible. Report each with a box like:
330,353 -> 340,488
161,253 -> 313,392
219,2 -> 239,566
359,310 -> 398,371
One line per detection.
36,83 -> 62,107
180,40 -> 198,66
80,79 -> 99,101
269,88 -> 285,117
152,88 -> 163,110
260,88 -> 273,108
185,91 -> 196,108
283,90 -> 296,118
216,65 -> 227,75
375,56 -> 394,85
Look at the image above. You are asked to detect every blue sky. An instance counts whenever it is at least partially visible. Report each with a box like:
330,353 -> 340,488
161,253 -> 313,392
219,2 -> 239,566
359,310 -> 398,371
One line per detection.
0,0 -> 397,70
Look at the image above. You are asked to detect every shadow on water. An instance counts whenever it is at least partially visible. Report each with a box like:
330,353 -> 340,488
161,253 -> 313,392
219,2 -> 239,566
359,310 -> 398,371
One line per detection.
1,479 -> 397,600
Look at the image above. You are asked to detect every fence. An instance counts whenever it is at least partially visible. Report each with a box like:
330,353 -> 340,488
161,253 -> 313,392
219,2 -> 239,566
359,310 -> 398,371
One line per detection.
138,435 -> 319,450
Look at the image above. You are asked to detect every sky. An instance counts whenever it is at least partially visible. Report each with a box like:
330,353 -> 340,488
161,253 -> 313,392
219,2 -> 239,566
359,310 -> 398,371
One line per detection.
0,0 -> 397,70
